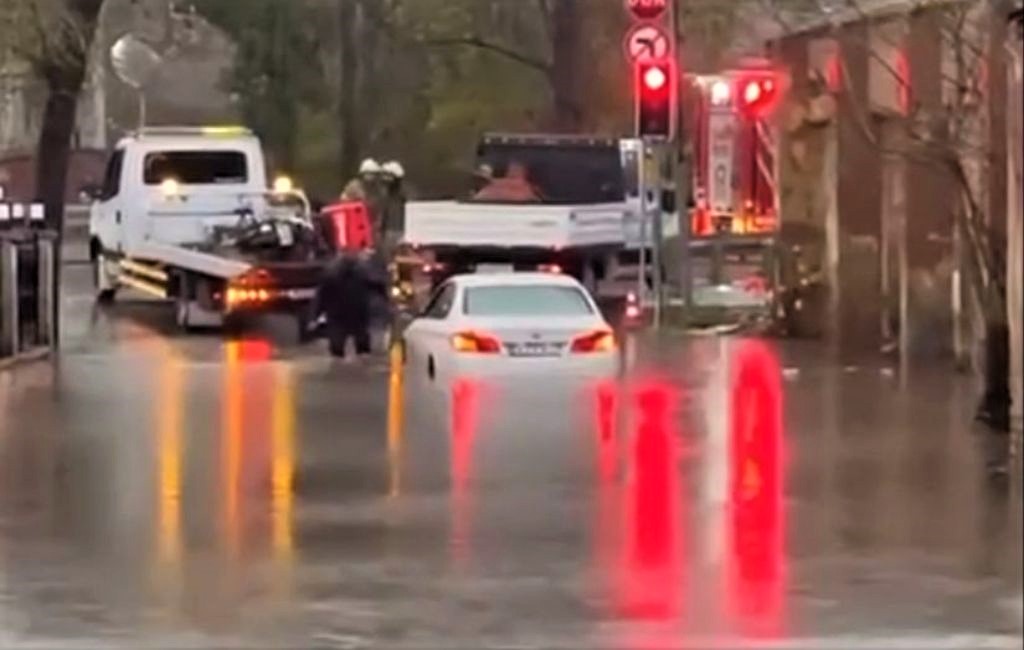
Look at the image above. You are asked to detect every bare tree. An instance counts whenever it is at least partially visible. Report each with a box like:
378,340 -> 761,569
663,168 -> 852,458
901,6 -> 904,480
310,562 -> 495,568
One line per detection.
2,0 -> 107,230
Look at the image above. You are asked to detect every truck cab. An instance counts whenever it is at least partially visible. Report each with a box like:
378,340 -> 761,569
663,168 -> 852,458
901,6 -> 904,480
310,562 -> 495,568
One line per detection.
89,126 -> 268,258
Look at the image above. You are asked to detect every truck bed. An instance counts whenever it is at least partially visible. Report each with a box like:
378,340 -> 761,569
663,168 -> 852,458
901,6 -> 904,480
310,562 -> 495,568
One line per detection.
130,239 -> 326,287
132,240 -> 251,279
404,201 -> 628,250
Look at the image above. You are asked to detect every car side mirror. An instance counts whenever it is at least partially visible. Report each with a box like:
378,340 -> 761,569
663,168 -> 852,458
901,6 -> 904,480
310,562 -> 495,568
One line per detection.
79,184 -> 101,203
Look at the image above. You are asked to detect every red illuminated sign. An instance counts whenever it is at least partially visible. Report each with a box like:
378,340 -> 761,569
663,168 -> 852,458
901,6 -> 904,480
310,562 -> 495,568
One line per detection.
625,0 -> 668,21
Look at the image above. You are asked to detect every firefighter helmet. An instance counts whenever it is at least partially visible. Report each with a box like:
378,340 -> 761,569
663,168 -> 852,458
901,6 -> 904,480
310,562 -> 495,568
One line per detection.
359,158 -> 382,175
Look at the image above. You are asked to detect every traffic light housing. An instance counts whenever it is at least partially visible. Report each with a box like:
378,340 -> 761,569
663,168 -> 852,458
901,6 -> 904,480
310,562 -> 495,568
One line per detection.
636,59 -> 675,139
736,72 -> 780,118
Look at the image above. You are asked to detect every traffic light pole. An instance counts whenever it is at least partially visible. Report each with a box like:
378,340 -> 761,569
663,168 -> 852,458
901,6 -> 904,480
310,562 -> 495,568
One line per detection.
649,140 -> 665,328
672,0 -> 692,328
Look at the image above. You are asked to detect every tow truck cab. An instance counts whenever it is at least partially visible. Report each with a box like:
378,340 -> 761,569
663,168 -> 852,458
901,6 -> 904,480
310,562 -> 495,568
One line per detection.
86,126 -> 329,334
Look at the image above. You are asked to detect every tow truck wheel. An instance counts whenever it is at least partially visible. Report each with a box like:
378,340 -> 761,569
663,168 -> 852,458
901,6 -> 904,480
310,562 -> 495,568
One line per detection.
93,253 -> 116,304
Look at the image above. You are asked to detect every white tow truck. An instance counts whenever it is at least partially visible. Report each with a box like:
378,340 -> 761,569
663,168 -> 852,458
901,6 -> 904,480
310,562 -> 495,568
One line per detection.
85,126 -> 332,335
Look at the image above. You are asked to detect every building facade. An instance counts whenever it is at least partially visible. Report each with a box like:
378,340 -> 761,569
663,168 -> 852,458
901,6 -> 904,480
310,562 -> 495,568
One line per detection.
773,1 -> 1013,374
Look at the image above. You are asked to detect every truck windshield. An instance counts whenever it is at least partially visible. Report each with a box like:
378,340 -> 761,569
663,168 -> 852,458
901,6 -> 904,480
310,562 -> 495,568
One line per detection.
143,151 -> 248,185
463,285 -> 594,316
473,141 -> 625,205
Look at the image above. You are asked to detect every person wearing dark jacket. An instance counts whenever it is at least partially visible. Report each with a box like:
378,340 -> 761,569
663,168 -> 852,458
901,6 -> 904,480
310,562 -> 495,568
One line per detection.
360,250 -> 392,346
318,252 -> 373,359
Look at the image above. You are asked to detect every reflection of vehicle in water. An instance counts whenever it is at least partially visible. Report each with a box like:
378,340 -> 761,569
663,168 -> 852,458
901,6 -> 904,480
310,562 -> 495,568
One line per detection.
401,133 -> 642,316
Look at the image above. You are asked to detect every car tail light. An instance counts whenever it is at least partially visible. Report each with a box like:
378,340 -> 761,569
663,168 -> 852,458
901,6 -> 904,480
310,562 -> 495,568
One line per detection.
571,329 -> 616,354
451,331 -> 502,354
538,263 -> 563,274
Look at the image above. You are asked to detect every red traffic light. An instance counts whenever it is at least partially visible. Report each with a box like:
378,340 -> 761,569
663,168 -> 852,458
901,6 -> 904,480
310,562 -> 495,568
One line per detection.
643,65 -> 668,91
636,59 -> 675,139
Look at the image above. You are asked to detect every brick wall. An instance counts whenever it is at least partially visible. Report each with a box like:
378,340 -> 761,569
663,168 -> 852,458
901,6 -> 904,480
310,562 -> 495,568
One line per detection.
0,150 -> 106,204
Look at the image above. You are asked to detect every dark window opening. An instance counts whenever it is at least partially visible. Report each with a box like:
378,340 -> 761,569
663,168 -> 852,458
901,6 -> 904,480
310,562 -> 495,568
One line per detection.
143,151 -> 248,185
472,141 -> 626,205
100,149 -> 125,200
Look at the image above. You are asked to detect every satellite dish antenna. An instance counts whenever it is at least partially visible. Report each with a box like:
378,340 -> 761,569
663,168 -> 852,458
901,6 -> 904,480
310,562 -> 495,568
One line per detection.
110,34 -> 163,128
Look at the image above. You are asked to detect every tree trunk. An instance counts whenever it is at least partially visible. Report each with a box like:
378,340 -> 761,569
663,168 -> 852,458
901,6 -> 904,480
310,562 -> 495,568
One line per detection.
548,0 -> 584,131
338,0 -> 361,180
32,0 -> 105,233
36,67 -> 88,234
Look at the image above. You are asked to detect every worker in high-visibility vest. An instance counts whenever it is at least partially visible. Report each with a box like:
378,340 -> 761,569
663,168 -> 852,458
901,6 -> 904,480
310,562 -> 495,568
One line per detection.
340,158 -> 380,201
379,160 -> 407,260
341,158 -> 389,240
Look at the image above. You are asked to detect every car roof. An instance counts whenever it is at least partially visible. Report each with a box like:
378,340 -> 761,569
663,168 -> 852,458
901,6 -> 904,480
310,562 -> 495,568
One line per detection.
449,272 -> 583,288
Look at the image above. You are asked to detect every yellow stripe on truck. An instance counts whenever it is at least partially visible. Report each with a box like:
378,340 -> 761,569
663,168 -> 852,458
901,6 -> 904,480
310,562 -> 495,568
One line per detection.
120,259 -> 169,283
120,275 -> 168,299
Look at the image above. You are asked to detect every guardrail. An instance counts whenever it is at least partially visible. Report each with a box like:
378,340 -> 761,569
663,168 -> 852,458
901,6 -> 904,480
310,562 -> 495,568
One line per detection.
0,199 -> 59,365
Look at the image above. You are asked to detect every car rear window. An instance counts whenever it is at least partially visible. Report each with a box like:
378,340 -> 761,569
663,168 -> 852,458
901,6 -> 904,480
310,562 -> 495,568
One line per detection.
143,151 -> 248,185
463,285 -> 593,316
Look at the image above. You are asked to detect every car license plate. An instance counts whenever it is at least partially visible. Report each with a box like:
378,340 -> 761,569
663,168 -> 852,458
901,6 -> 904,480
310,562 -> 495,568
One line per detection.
508,341 -> 562,357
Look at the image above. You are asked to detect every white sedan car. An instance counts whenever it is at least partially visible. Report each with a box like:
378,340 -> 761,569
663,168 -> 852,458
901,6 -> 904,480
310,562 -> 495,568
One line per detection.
402,273 -> 619,383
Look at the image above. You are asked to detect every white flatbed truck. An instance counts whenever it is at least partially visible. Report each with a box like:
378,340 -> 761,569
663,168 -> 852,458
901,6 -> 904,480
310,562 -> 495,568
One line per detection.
400,134 -> 646,303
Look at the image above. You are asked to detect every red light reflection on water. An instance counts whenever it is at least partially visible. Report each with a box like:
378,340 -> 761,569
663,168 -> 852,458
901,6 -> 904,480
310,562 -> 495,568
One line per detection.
238,339 -> 272,362
449,379 -> 480,566
617,379 -> 683,622
595,381 -> 618,481
725,340 -> 786,638
592,381 -> 620,576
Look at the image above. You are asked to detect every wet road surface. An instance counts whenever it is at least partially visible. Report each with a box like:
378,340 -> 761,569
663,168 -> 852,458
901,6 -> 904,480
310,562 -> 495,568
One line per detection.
0,265 -> 1021,648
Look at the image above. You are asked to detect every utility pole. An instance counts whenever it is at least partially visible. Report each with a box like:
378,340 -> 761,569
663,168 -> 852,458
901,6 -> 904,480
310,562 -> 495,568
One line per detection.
650,143 -> 665,325
671,0 -> 691,324
625,0 -> 675,328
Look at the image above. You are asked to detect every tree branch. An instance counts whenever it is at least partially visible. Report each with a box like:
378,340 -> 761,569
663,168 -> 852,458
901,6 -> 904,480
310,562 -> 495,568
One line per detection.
420,35 -> 551,73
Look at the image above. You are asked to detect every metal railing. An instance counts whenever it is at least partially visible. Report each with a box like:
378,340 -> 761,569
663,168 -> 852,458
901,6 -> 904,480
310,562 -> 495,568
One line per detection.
0,198 -> 59,363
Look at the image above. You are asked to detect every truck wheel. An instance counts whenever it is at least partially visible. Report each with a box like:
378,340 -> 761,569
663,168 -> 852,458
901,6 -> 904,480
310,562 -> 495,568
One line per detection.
93,253 -> 117,304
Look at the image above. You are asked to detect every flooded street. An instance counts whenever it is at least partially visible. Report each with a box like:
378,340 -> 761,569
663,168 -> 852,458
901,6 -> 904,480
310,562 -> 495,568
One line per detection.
0,267 -> 1021,649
